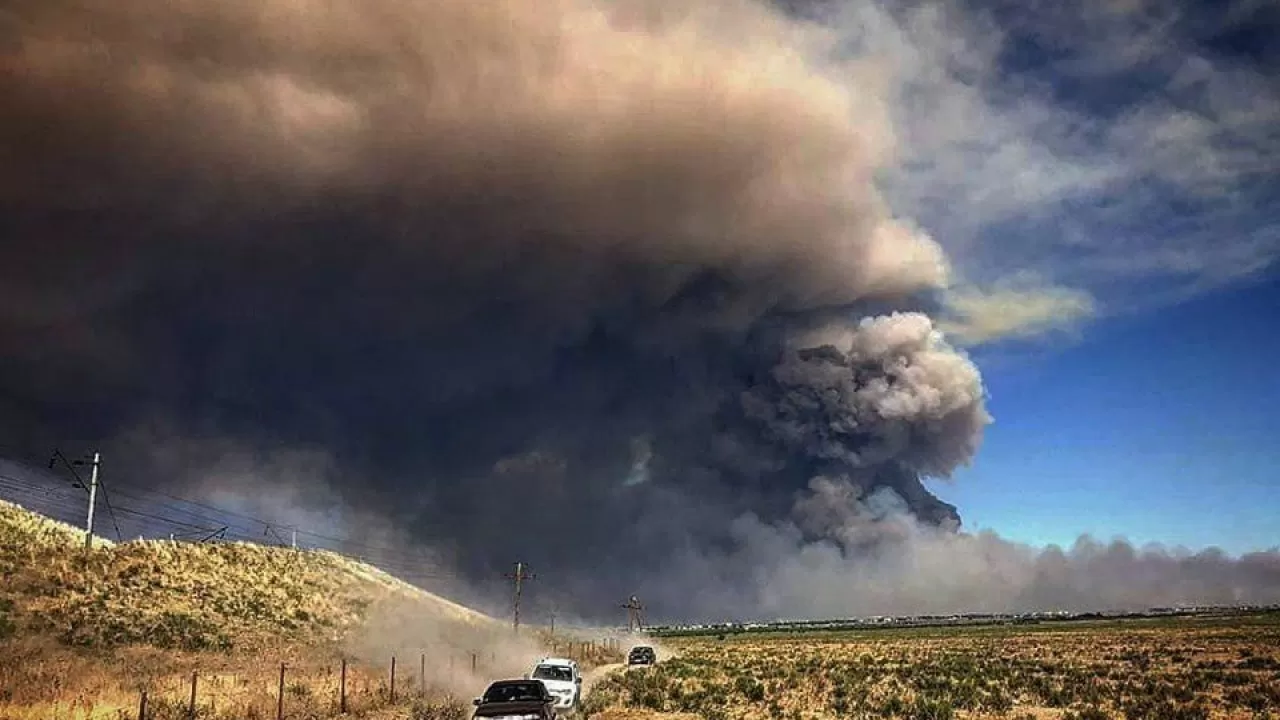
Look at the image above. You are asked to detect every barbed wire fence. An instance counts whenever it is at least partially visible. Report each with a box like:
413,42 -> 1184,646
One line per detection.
39,637 -> 620,720
131,652 -> 470,720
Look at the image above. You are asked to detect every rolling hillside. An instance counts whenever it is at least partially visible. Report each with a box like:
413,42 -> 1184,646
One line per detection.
0,498 -> 497,652
0,499 -> 625,719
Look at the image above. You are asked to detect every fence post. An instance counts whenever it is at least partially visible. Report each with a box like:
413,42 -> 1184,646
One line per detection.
420,653 -> 426,695
340,658 -> 347,714
188,671 -> 198,719
472,652 -> 477,673
390,655 -> 397,703
277,662 -> 286,720
138,690 -> 148,720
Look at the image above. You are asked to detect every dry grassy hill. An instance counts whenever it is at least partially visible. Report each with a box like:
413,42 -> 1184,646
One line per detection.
0,498 -> 496,652
0,499 -> 623,719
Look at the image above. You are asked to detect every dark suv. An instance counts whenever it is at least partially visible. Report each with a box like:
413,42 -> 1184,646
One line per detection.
627,645 -> 656,667
473,679 -> 557,719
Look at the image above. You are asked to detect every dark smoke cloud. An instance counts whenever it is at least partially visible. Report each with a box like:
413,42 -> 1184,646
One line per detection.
1,0 -> 1277,622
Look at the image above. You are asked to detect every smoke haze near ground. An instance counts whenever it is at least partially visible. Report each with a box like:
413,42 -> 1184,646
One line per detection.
2,0 -> 1278,624
347,596 -> 546,700
661,477 -> 1280,620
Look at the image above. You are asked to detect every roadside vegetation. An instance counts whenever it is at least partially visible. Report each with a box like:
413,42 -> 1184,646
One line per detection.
0,500 -> 620,719
584,612 -> 1280,720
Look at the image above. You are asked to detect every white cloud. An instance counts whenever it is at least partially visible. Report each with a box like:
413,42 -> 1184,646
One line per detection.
818,0 -> 1280,335
939,278 -> 1096,346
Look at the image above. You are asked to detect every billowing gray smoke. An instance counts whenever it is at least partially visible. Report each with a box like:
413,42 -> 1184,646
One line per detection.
662,477 -> 1280,620
1,0 -> 1276,621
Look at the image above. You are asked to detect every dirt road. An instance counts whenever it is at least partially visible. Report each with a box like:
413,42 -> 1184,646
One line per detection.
582,662 -> 624,696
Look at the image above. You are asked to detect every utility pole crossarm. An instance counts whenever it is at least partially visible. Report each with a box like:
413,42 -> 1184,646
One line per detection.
621,595 -> 644,632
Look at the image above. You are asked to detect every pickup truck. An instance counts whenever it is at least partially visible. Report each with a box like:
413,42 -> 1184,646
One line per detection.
527,657 -> 582,711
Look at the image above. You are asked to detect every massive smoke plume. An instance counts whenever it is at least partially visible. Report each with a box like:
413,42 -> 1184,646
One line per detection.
1,0 -> 1277,622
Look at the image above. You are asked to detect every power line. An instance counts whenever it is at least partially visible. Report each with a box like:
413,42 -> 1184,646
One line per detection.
100,486 -> 268,538
108,505 -> 223,533
102,478 -> 447,563
104,480 -> 286,528
0,465 -> 456,585
95,474 -> 124,543
0,474 -> 210,540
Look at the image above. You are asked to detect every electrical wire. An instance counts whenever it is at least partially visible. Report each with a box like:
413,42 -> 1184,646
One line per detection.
0,464 -> 456,587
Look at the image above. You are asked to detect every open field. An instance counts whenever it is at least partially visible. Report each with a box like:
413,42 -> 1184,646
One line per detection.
584,612 -> 1280,720
7,497 -> 1278,720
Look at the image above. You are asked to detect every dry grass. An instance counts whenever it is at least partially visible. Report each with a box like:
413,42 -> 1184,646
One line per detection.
583,613 -> 1280,720
0,500 -> 623,719
0,639 -> 472,720
0,499 -> 494,653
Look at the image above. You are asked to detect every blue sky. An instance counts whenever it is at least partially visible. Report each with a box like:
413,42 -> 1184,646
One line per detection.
935,273 -> 1280,555
829,0 -> 1280,556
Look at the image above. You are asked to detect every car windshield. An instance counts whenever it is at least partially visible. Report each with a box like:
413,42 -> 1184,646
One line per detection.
532,665 -> 573,682
483,683 -> 545,703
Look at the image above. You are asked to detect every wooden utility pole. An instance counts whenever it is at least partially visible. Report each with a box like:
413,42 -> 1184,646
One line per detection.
340,658 -> 348,713
276,663 -> 286,720
621,595 -> 644,632
504,562 -> 535,633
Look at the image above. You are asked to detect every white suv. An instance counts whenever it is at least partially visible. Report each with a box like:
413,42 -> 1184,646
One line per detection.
528,657 -> 581,711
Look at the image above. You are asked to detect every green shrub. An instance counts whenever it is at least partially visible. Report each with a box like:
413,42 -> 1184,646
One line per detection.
735,674 -> 766,703
910,696 -> 955,720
